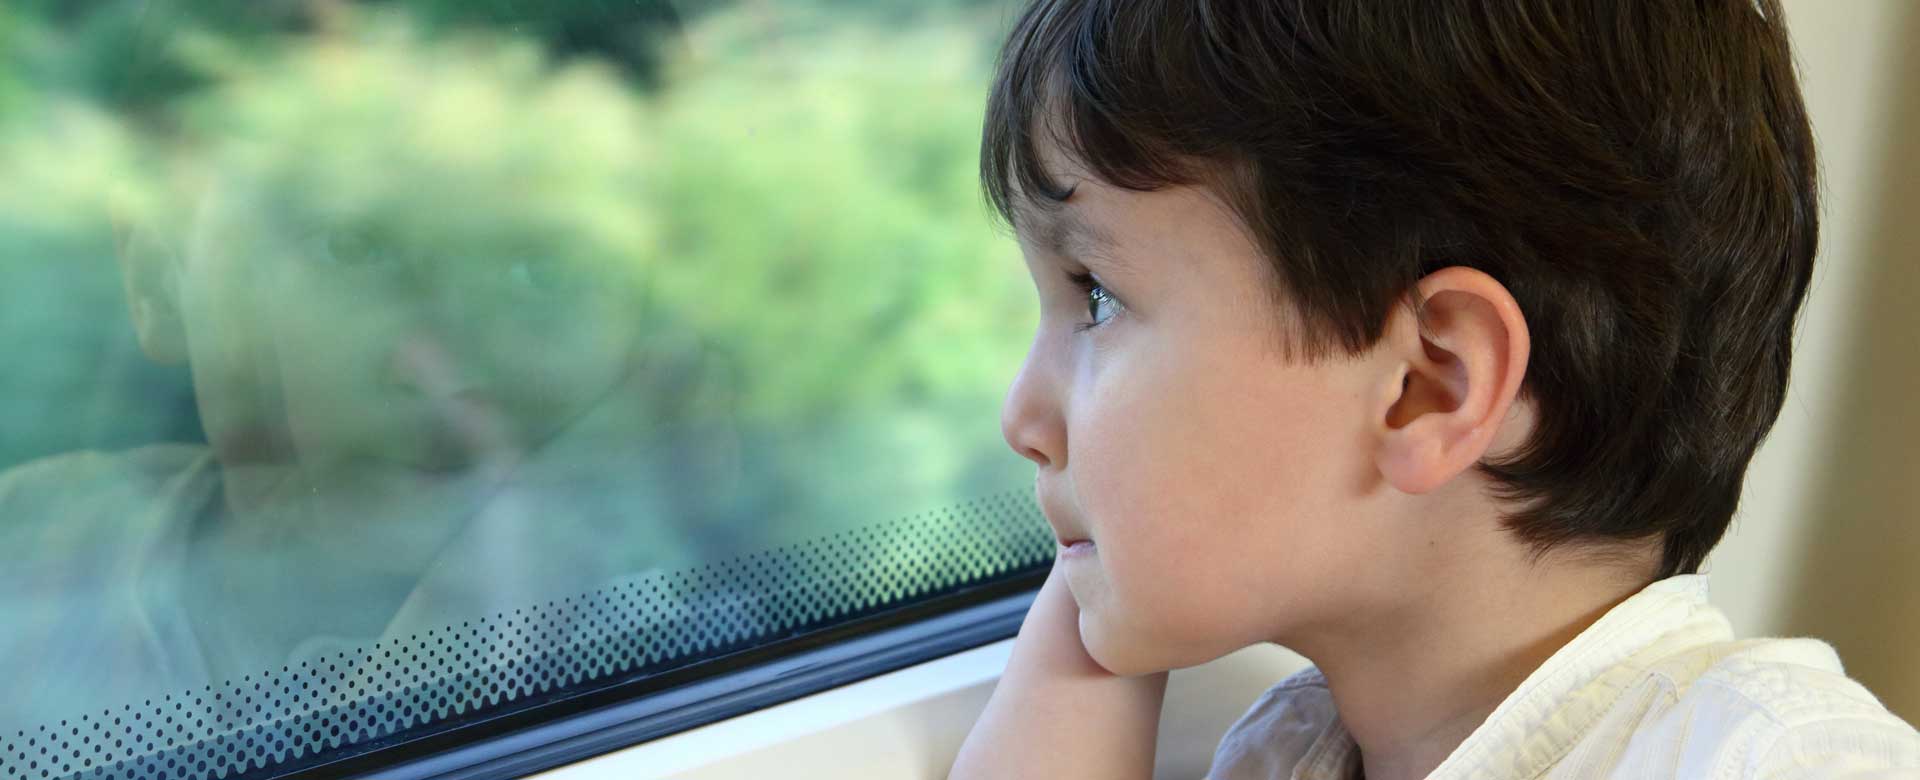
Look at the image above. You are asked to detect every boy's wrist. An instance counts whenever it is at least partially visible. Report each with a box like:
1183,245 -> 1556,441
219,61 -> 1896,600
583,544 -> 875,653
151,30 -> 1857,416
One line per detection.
951,558 -> 1169,780
1013,558 -> 1114,677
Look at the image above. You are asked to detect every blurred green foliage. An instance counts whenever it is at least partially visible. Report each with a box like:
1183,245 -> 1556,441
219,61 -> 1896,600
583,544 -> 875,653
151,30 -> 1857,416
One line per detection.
0,0 -> 1036,560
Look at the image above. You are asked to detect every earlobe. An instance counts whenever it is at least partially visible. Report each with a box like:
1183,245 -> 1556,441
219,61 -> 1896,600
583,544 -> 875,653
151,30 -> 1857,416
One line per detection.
1373,267 -> 1530,495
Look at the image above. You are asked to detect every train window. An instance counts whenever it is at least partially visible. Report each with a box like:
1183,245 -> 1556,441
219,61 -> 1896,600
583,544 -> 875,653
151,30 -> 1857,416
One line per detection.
0,1 -> 1048,777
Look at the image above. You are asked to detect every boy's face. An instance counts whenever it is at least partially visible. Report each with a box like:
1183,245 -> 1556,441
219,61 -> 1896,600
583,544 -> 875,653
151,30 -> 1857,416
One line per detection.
1001,142 -> 1409,676
172,179 -> 644,481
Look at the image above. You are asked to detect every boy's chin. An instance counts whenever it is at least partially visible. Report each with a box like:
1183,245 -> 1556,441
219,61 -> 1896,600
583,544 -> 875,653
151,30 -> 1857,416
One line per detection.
1079,613 -> 1177,678
1081,611 -> 1235,677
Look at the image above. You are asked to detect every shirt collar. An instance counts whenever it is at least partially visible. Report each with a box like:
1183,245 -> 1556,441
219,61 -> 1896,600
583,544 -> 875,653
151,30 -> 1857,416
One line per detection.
1294,574 -> 1733,780
1425,573 -> 1732,777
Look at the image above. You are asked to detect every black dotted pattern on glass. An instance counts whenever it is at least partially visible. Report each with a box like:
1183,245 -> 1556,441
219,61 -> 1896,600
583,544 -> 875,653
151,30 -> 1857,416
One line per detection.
0,488 -> 1053,780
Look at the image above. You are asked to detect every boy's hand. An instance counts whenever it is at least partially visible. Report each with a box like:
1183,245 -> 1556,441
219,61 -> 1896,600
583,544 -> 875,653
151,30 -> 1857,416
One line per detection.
949,554 -> 1171,779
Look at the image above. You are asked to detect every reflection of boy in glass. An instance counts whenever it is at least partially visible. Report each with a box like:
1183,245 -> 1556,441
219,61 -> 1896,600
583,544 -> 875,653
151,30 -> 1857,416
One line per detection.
153,172 -> 720,656
0,169 -> 741,727
0,2 -> 749,734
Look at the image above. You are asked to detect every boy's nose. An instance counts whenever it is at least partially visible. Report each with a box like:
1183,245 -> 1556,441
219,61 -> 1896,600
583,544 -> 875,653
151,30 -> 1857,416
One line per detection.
1000,345 -> 1066,471
387,332 -> 522,467
389,332 -> 484,401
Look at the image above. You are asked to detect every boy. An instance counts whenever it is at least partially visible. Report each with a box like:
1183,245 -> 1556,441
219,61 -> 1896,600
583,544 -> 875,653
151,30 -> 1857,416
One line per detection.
950,1 -> 1920,778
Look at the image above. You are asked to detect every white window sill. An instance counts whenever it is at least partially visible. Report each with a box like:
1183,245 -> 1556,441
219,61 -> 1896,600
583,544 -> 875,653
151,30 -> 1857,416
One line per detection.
533,638 -> 1308,780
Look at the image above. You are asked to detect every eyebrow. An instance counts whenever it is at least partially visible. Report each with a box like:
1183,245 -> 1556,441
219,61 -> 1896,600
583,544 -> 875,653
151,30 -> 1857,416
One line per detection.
1017,190 -> 1134,277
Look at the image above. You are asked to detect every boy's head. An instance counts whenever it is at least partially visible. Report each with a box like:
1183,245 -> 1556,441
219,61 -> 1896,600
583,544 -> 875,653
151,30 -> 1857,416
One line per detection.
106,43 -> 659,482
989,0 -> 1817,675
122,176 -> 647,478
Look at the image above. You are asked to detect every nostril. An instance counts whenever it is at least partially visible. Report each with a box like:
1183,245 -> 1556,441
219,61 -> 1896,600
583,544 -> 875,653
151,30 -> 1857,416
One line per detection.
1004,430 -> 1053,469
1014,443 -> 1046,467
1001,409 -> 1059,469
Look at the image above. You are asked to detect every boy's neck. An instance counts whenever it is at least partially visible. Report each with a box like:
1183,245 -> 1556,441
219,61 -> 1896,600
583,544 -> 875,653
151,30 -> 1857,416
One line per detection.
1300,534 -> 1658,780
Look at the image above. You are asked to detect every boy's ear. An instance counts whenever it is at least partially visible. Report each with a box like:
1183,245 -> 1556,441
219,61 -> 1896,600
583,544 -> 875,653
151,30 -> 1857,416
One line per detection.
1371,266 -> 1530,495
109,204 -> 189,365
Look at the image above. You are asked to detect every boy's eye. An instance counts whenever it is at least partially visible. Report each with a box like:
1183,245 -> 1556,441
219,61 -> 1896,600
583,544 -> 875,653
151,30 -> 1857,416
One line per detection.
1068,271 -> 1121,332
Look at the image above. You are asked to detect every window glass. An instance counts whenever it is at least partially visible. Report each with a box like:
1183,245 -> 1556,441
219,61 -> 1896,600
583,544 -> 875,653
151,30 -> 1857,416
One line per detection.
0,1 -> 1048,777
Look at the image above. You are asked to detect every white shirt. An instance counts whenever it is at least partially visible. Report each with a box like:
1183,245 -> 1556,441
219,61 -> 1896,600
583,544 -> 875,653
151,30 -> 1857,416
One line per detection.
1208,574 -> 1920,779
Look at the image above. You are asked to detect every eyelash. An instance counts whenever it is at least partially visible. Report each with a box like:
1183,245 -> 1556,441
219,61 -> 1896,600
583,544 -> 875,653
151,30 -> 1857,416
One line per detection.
1066,270 -> 1120,333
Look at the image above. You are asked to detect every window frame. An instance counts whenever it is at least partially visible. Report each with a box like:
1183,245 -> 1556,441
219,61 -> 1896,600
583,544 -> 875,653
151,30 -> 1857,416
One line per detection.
267,570 -> 1044,779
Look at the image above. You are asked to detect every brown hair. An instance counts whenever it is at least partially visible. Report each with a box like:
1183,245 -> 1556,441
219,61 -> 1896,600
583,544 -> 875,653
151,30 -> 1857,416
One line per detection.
982,0 -> 1819,578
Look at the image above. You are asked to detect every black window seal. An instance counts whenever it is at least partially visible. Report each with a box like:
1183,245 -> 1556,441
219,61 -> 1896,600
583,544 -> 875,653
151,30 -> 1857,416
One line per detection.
269,565 -> 1046,780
